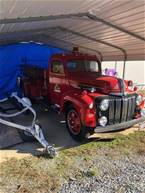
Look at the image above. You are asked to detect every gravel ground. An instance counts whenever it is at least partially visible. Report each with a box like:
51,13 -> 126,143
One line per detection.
59,153 -> 145,193
0,132 -> 145,193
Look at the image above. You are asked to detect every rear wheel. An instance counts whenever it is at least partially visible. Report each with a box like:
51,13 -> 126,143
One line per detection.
66,107 -> 88,142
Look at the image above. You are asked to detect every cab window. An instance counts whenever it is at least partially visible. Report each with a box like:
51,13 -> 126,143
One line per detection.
67,60 -> 99,73
51,60 -> 64,74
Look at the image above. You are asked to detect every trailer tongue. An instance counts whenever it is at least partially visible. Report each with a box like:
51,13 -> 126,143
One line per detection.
0,93 -> 56,158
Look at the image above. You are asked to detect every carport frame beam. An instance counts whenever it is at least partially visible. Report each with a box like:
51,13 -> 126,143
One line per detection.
1,11 -> 144,42
86,12 -> 145,42
41,33 -> 103,61
3,9 -> 144,83
57,26 -> 127,94
58,27 -> 127,62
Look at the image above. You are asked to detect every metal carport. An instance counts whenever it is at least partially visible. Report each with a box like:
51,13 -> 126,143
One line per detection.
0,0 -> 145,154
0,0 -> 144,63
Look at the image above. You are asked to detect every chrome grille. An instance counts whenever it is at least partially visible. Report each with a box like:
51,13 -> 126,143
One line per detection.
108,95 -> 136,125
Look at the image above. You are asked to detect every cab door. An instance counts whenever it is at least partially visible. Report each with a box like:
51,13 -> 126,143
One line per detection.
49,59 -> 66,105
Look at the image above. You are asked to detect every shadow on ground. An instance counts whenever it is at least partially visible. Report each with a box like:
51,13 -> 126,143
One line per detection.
0,103 -> 122,158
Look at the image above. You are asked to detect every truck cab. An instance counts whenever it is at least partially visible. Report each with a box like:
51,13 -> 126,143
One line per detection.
22,50 -> 145,141
48,53 -> 101,105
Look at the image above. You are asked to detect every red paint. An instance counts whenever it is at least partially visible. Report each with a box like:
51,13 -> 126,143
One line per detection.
22,51 -> 144,131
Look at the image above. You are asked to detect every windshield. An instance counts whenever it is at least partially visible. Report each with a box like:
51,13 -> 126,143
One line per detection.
67,60 -> 100,73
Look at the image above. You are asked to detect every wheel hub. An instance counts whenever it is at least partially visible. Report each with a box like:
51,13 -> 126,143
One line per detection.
67,110 -> 81,135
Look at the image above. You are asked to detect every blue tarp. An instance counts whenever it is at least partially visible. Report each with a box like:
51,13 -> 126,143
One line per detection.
0,42 -> 66,99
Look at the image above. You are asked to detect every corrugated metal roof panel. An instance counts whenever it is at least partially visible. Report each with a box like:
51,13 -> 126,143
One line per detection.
0,0 -> 144,61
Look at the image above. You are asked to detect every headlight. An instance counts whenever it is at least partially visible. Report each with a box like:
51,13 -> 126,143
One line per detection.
136,95 -> 143,106
100,99 -> 109,111
99,116 -> 107,127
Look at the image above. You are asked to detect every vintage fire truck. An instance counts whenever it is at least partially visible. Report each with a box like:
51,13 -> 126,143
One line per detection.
21,49 -> 145,141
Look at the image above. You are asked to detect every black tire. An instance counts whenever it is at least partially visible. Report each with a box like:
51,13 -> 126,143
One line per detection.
65,107 -> 88,142
18,130 -> 36,142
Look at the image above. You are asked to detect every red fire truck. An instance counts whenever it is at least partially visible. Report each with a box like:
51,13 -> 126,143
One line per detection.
22,49 -> 145,141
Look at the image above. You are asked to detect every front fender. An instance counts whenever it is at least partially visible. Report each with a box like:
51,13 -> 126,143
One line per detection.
61,91 -> 96,127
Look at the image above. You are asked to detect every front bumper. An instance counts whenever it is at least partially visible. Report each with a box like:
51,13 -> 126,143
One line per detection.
94,116 -> 145,133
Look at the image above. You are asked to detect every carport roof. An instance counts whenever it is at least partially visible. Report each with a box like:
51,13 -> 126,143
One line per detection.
0,0 -> 145,61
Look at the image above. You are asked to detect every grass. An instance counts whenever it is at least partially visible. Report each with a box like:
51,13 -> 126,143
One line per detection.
0,131 -> 145,193
138,89 -> 145,96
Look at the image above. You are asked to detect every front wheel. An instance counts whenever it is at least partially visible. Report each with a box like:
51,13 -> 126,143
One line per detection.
66,108 -> 88,142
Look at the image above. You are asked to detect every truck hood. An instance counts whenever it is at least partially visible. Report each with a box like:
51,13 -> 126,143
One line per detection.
69,73 -> 124,94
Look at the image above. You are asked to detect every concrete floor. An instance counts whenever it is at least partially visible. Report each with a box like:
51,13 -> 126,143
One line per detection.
35,105 -> 79,148
0,103 -> 144,162
0,104 -> 79,161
